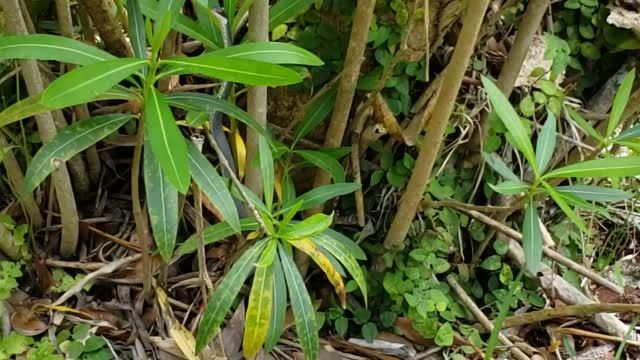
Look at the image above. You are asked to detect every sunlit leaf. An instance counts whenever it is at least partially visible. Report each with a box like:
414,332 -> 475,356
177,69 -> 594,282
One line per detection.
289,238 -> 346,308
144,88 -> 190,193
24,114 -> 132,192
278,244 -> 318,360
296,150 -> 345,183
243,248 -> 274,358
187,143 -> 240,232
161,55 -> 302,86
607,68 -> 636,137
556,185 -> 631,202
535,111 -> 556,173
488,180 -> 530,195
259,136 -> 275,209
543,157 -> 640,179
144,139 -> 179,263
481,76 -> 537,171
280,214 -> 333,240
209,42 -> 323,65
139,0 -> 217,48
196,240 -> 268,352
522,199 -> 543,275
41,58 -> 147,109
0,34 -> 115,65
269,0 -> 315,30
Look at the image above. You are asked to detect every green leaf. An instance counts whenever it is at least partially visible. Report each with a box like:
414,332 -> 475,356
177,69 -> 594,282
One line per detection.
481,76 -> 537,171
522,199 -> 543,275
535,111 -> 556,173
519,96 -> 535,117
435,323 -> 454,346
294,183 -> 360,211
24,114 -> 132,192
334,317 -> 348,337
312,232 -> 367,305
488,180 -> 530,195
543,157 -> 640,179
187,143 -> 240,231
296,150 -> 345,183
193,1 -> 224,49
480,255 -> 502,271
362,323 -> 378,342
196,240 -> 268,352
139,0 -> 217,49
259,136 -> 275,209
269,0 -> 315,30
556,185 -> 631,202
144,141 -> 179,263
281,214 -> 333,240
294,88 -> 337,144
542,182 -> 589,234
243,251 -> 274,358
608,68 -> 636,137
161,55 -> 302,86
264,251 -> 287,351
224,0 -> 238,31
482,153 -> 520,182
157,0 -> 186,27
41,58 -> 147,109
176,219 -> 259,256
278,244 -> 319,360
615,124 -> 640,142
164,92 -> 272,143
126,0 -> 147,60
565,107 -> 604,142
209,42 -> 323,66
145,87 -> 190,193
0,34 -> 115,65
322,228 -> 366,260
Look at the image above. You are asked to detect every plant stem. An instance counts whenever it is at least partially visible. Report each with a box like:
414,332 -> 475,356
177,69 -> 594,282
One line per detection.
244,0 -> 269,197
3,0 -> 79,257
383,0 -> 491,250
191,134 -> 214,297
501,304 -> 640,330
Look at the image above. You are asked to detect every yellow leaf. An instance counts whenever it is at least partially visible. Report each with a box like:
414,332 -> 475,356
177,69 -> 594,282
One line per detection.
247,230 -> 261,241
234,131 -> 246,180
289,238 -> 346,308
33,304 -> 91,317
274,166 -> 283,204
170,322 -> 198,360
243,255 -> 274,358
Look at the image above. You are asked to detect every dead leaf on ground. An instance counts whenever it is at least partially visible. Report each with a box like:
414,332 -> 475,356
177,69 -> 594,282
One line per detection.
221,301 -> 245,360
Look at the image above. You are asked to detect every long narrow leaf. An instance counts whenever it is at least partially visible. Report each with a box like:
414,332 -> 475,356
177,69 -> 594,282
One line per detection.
144,140 -> 179,263
488,180 -> 530,195
243,250 -> 275,358
193,1 -> 224,49
542,182 -> 589,234
188,143 -> 240,232
295,183 -> 360,211
289,238 -> 346,308
535,111 -> 556,173
543,157 -> 640,179
0,34 -> 115,65
565,106 -> 604,142
269,0 -> 314,30
126,0 -> 147,60
264,251 -> 287,351
322,228 -> 367,260
607,68 -> 636,137
281,215 -> 333,240
556,185 -> 631,202
312,232 -> 367,305
41,58 -> 147,109
209,42 -> 323,65
161,55 -> 302,86
145,88 -> 190,193
522,199 -> 543,275
296,150 -> 345,183
481,153 -> 520,182
196,240 -> 268,352
278,244 -> 319,360
24,114 -> 132,192
139,0 -> 217,48
176,218 -> 258,257
294,88 -> 337,144
615,124 -> 640,142
259,136 -> 275,209
481,76 -> 537,171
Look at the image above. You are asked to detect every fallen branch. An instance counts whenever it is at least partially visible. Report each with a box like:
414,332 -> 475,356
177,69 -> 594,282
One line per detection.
502,304 -> 640,329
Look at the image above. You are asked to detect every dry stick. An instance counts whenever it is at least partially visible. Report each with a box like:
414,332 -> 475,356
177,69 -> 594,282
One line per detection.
3,0 -> 79,258
501,304 -> 640,329
383,0 -> 491,249
54,0 -> 101,183
131,120 -> 152,298
552,327 -> 640,347
296,0 -> 376,274
244,0 -> 269,197
79,0 -> 132,57
0,132 -> 43,231
350,102 -> 373,227
468,0 -> 551,162
447,275 -> 531,360
453,206 -> 624,295
52,254 -> 142,306
191,134 -> 214,296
